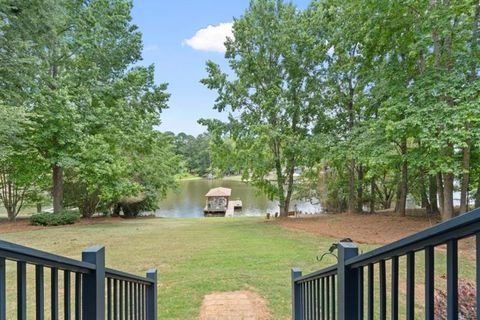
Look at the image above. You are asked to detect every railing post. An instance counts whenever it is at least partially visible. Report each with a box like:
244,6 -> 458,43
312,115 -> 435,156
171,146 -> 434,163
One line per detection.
291,267 -> 303,320
82,245 -> 105,320
337,242 -> 359,320
146,269 -> 157,320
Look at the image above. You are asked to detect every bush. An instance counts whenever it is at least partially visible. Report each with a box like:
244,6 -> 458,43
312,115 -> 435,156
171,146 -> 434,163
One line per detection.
434,277 -> 476,319
31,211 -> 81,226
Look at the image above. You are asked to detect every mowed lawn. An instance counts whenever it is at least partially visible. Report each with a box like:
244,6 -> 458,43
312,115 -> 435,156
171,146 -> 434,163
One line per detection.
0,217 -> 354,319
0,216 -> 476,319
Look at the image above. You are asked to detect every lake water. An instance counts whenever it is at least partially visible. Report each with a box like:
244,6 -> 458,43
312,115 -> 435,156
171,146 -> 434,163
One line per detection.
153,178 -> 322,218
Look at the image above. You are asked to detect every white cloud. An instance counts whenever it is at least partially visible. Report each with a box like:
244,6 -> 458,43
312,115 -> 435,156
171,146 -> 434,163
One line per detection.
183,22 -> 233,53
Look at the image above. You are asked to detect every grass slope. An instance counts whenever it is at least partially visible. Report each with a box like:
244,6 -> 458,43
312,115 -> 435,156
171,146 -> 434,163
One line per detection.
0,217 -> 475,319
0,217 -> 350,319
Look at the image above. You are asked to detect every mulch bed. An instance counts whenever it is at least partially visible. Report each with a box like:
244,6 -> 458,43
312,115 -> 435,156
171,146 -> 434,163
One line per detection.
273,212 -> 441,245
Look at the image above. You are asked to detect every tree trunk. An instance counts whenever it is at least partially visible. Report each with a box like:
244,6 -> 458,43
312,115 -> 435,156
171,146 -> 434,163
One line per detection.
52,164 -> 63,213
357,165 -> 364,212
394,176 -> 401,213
112,203 -> 121,216
420,171 -> 430,212
347,159 -> 356,213
428,175 -> 439,214
282,164 -> 295,217
369,178 -> 375,214
442,173 -> 455,221
436,172 -> 445,216
36,203 -> 42,213
273,139 -> 287,216
460,139 -> 471,214
475,177 -> 480,209
397,141 -> 408,216
80,191 -> 100,218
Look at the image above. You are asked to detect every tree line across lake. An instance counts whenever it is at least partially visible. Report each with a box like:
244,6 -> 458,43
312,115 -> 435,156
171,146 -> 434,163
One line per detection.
1,0 -> 479,222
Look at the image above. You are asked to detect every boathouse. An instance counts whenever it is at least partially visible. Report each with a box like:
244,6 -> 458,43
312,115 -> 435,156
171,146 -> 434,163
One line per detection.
204,187 -> 231,214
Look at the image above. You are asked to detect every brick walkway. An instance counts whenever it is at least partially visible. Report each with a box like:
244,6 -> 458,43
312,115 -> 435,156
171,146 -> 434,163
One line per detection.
199,291 -> 271,320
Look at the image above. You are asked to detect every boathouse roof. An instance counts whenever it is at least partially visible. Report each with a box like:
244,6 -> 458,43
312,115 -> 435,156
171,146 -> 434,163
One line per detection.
205,187 -> 232,197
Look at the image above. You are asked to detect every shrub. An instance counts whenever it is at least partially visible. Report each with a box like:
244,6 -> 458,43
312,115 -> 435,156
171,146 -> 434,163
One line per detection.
434,278 -> 476,319
31,211 -> 81,226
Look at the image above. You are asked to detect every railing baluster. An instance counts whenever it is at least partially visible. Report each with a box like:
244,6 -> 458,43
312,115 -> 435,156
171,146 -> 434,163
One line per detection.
305,281 -> 310,319
17,261 -> 27,320
137,283 -> 142,320
130,281 -> 134,319
358,266 -> 363,320
136,282 -> 140,320
321,277 -> 325,320
447,239 -> 458,320
120,281 -> 124,320
108,278 -> 112,320
308,280 -> 314,319
75,273 -> 82,320
140,285 -> 144,320
367,264 -> 373,320
331,275 -> 336,320
391,256 -> 398,320
303,282 -> 306,319
36,265 -> 44,320
305,282 -> 309,320
114,279 -> 119,320
311,279 -> 315,320
51,267 -> 58,320
425,246 -> 435,320
65,270 -> 71,320
0,258 -> 4,320
125,282 -> 129,319
303,282 -> 310,319
406,252 -> 415,320
379,260 -> 386,320
316,278 -> 321,320
326,276 -> 330,320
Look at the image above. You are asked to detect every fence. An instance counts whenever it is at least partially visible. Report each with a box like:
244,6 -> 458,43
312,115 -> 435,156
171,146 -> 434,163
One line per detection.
291,207 -> 480,320
0,240 -> 157,320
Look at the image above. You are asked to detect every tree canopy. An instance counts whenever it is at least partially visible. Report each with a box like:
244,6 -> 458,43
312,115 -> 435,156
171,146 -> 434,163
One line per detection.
202,0 -> 480,220
0,0 -> 178,219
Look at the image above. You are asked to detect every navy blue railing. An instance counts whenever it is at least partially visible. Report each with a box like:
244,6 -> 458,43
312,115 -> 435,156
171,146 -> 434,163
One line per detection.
0,241 -> 157,320
292,207 -> 480,320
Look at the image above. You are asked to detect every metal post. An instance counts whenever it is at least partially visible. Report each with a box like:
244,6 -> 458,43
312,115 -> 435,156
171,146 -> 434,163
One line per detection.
337,242 -> 359,320
82,246 -> 105,320
291,268 -> 303,320
146,269 -> 157,320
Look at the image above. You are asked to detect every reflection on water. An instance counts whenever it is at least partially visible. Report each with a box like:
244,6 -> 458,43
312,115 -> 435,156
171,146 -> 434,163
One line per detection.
153,178 -> 322,218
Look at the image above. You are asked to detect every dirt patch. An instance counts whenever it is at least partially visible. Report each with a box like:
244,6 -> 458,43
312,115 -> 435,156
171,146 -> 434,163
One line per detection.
199,290 -> 271,320
0,216 -> 132,234
274,212 -> 441,245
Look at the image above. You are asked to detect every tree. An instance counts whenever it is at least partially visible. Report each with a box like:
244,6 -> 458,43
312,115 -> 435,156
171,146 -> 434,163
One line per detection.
30,0 -> 144,213
0,0 -> 55,219
201,0 -> 322,216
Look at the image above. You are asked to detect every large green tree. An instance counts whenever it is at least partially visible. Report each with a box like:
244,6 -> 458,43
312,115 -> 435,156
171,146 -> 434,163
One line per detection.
201,0 -> 323,216
30,0 -> 144,213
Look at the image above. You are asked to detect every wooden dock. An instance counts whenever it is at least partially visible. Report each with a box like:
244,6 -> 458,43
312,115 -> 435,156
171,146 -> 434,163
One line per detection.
225,200 -> 243,217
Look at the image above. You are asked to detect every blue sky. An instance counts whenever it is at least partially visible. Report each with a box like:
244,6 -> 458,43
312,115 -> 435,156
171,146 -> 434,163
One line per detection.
131,0 -> 311,136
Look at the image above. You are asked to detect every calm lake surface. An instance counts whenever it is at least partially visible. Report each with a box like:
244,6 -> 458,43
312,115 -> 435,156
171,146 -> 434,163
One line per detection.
153,178 -> 322,218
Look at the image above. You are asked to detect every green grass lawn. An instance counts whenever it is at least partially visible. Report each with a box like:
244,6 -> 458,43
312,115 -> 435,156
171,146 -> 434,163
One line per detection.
0,217 -> 475,319
0,217 -> 358,319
